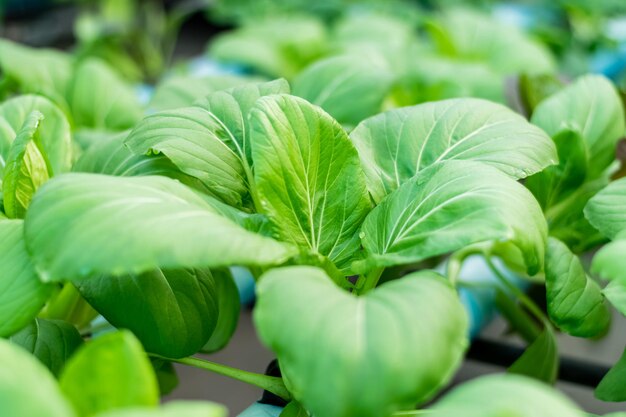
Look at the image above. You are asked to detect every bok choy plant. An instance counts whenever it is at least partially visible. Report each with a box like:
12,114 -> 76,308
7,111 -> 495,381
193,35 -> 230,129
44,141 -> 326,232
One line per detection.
1,67 -> 585,416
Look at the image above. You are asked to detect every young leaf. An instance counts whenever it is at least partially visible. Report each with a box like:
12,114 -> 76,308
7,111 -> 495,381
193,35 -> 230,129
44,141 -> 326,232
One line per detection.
508,328 -> 559,384
94,401 -> 227,417
149,74 -> 260,111
9,318 -> 83,377
0,219 -> 53,337
0,338 -> 76,417
544,237 -> 610,337
194,79 -> 290,167
59,330 -> 159,416
292,55 -> 392,126
596,347 -> 626,402
2,111 -> 49,218
358,160 -> 547,275
350,98 -> 557,202
24,174 -> 296,281
0,39 -> 72,107
77,268 -> 220,358
254,267 -> 468,417
526,129 -> 588,210
531,75 -> 625,179
124,106 -> 248,207
430,374 -> 585,417
585,177 -> 626,239
250,94 -> 371,267
66,58 -> 143,130
0,94 -> 73,175
201,269 -> 241,353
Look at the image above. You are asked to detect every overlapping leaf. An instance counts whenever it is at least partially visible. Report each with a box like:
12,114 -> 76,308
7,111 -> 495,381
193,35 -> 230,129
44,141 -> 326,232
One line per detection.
24,173 -> 295,281
350,98 -> 556,202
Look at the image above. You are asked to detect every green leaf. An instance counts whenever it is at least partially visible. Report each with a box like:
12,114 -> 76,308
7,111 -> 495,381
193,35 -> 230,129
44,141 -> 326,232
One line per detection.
194,79 -> 290,167
2,111 -> 50,218
0,94 -> 73,176
0,39 -> 72,107
531,75 -> 625,179
9,318 -> 83,377
292,55 -> 392,126
0,219 -> 53,337
603,280 -> 626,317
508,328 -> 559,384
149,74 -> 260,111
350,98 -> 557,202
544,237 -> 610,337
72,129 -> 211,193
77,268 -> 219,358
358,160 -> 547,275
428,9 -> 556,75
250,94 -> 371,267
254,267 -> 468,417
0,338 -> 76,417
67,58 -> 143,130
24,173 -> 296,281
209,16 -> 327,79
59,330 -> 159,417
430,374 -> 585,417
151,359 -> 178,396
592,234 -> 626,282
596,347 -> 626,402
526,129 -> 588,210
94,401 -> 227,417
201,269 -> 241,353
585,177 -> 626,239
124,106 -> 248,207
279,401 -> 308,417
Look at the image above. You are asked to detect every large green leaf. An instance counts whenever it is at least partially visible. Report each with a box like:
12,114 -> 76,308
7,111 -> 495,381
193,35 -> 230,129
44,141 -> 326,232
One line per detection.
67,58 -> 143,130
545,237 -> 610,337
585,177 -> 626,239
358,160 -> 547,274
428,9 -> 556,75
526,129 -> 588,210
254,267 -> 468,417
350,98 -> 556,202
0,338 -> 76,417
596,348 -> 626,402
24,173 -> 296,281
0,94 -> 73,176
531,75 -> 625,179
95,401 -> 227,417
292,55 -> 392,126
201,268 -> 240,353
149,74 -> 260,111
77,268 -> 219,358
9,318 -> 83,377
250,94 -> 371,267
2,111 -> 49,218
124,106 -> 248,207
60,331 -> 159,417
430,374 -> 584,417
508,328 -> 559,384
0,39 -> 72,107
0,219 -> 53,337
194,79 -> 290,167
